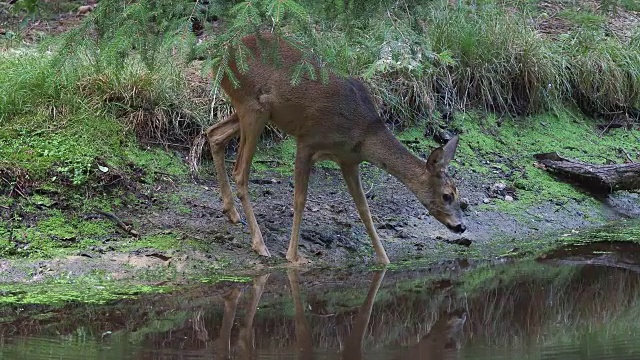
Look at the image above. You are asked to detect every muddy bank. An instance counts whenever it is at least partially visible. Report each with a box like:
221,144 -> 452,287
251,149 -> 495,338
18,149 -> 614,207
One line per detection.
1,162 -> 639,284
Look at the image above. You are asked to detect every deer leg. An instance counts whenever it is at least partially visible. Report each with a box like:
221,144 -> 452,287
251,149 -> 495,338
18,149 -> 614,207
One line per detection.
342,269 -> 386,360
233,112 -> 269,257
238,274 -> 270,357
215,287 -> 242,358
286,147 -> 313,264
287,269 -> 314,359
206,113 -> 241,224
339,163 -> 390,265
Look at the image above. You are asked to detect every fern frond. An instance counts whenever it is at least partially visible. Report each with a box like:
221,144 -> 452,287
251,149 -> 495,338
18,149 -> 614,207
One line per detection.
230,1 -> 261,30
267,0 -> 286,23
303,61 -> 317,81
290,62 -> 305,86
283,0 -> 308,21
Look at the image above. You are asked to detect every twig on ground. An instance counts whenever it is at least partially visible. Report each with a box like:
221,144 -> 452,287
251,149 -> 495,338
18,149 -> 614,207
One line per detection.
95,209 -> 140,237
620,148 -> 635,163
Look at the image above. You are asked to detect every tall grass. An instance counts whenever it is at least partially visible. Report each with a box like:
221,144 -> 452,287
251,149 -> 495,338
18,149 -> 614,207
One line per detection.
0,52 -> 67,122
306,1 -> 640,126
426,7 -> 563,114
2,0 -> 639,180
0,45 -> 195,186
563,30 -> 640,114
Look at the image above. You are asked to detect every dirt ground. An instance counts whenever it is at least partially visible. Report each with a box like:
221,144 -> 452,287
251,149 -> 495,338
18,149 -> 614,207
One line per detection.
146,165 -> 639,265
2,162 -> 638,284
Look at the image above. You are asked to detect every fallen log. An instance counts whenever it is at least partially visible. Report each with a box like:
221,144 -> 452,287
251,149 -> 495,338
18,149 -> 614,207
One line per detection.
534,152 -> 640,193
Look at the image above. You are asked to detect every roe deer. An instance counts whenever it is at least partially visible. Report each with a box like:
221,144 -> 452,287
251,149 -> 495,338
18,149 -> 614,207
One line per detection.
206,33 -> 465,265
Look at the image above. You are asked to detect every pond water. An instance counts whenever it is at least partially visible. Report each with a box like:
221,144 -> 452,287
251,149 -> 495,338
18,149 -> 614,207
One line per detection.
2,240 -> 640,359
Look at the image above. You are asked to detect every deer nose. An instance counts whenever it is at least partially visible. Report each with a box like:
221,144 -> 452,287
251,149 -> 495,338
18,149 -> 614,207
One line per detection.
453,223 -> 466,233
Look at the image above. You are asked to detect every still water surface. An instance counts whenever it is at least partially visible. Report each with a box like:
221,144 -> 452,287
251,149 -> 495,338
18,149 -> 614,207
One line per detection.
1,241 -> 640,359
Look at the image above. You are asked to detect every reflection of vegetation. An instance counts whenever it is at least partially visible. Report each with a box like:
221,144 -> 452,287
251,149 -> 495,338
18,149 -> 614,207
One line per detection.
0,277 -> 171,305
459,262 -> 640,353
459,260 -> 578,295
126,310 -> 193,344
1,336 -> 143,360
565,221 -> 640,244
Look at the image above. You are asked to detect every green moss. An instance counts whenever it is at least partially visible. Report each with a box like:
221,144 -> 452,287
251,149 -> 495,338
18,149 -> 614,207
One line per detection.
559,221 -> 640,245
1,210 -> 112,258
121,233 -> 181,252
29,194 -> 54,207
446,110 -> 639,212
559,10 -> 607,29
0,277 -> 172,305
0,195 -> 13,208
125,146 -> 188,179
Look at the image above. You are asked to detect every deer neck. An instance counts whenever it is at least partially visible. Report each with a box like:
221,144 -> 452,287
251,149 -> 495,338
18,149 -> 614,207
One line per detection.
361,125 -> 427,193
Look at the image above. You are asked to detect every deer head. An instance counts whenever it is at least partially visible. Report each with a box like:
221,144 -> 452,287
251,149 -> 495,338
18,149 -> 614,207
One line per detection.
419,136 -> 466,234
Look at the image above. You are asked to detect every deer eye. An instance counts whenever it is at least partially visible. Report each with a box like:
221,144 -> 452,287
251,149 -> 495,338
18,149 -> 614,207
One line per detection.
442,193 -> 453,203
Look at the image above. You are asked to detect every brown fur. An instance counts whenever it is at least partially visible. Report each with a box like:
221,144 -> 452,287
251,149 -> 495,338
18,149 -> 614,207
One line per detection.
206,33 -> 465,265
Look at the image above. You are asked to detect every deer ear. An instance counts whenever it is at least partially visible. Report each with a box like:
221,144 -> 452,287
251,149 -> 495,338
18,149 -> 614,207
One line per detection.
442,135 -> 459,165
426,136 -> 459,173
426,147 -> 444,173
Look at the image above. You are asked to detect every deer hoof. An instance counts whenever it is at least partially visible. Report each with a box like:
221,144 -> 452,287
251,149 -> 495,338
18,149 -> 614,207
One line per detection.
286,254 -> 311,266
224,208 -> 242,224
253,244 -> 271,257
376,255 -> 391,265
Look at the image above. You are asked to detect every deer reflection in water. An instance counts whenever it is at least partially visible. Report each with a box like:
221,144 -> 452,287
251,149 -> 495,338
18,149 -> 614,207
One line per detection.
289,270 -> 466,360
214,274 -> 269,359
213,271 -> 465,359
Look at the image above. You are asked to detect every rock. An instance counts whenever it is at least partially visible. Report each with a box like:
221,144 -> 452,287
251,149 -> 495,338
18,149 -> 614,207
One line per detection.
483,198 -> 491,204
460,198 -> 469,210
377,222 -> 397,230
77,5 -> 96,16
250,178 -> 278,185
444,237 -> 473,247
433,129 -> 454,145
488,182 -> 517,199
504,195 -> 514,202
490,182 -> 506,193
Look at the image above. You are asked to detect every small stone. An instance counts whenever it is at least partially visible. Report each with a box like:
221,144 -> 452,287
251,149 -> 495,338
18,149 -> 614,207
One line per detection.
492,182 -> 506,191
504,195 -> 514,202
77,5 -> 95,16
460,198 -> 470,210
482,198 -> 491,204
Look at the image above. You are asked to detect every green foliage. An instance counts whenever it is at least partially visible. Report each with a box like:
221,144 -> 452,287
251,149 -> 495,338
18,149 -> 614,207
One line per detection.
201,0 -> 322,90
39,0 -> 210,144
10,0 -> 40,17
561,31 -> 640,114
621,0 -> 640,11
